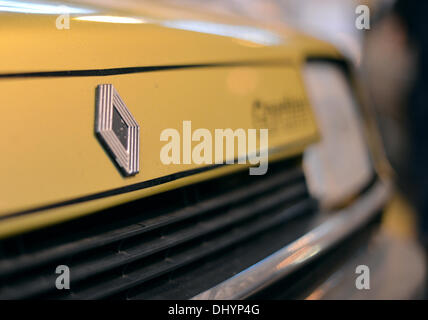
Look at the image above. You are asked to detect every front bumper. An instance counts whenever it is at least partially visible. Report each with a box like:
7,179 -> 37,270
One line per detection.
194,180 -> 424,299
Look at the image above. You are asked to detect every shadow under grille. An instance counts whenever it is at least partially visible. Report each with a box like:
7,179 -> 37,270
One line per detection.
0,157 -> 316,299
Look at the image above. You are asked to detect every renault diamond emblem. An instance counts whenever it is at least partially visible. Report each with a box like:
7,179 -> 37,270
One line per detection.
95,84 -> 140,176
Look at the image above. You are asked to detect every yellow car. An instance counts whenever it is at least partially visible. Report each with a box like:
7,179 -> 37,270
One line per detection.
0,0 -> 425,300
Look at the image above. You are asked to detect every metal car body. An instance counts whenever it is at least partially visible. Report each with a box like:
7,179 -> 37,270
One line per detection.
0,0 -> 425,299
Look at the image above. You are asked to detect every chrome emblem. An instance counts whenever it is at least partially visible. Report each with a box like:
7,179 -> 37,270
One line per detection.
95,84 -> 140,176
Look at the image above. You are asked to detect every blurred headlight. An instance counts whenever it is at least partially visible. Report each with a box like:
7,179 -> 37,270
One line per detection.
303,61 -> 373,208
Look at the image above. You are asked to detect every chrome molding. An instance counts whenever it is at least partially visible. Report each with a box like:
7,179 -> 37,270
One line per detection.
95,84 -> 140,176
192,180 -> 390,300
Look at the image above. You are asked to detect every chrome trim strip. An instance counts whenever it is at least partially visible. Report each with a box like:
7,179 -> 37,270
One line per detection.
192,180 -> 390,300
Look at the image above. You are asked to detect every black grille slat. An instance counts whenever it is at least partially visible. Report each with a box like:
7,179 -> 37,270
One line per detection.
72,183 -> 307,282
0,157 -> 315,299
0,167 -> 303,280
0,182 -> 307,299
66,198 -> 316,299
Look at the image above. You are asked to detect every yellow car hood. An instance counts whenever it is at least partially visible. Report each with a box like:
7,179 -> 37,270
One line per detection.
0,0 -> 339,73
0,0 -> 340,238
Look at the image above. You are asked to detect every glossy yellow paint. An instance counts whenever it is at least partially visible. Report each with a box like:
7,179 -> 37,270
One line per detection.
0,1 -> 340,73
0,0 -> 342,238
